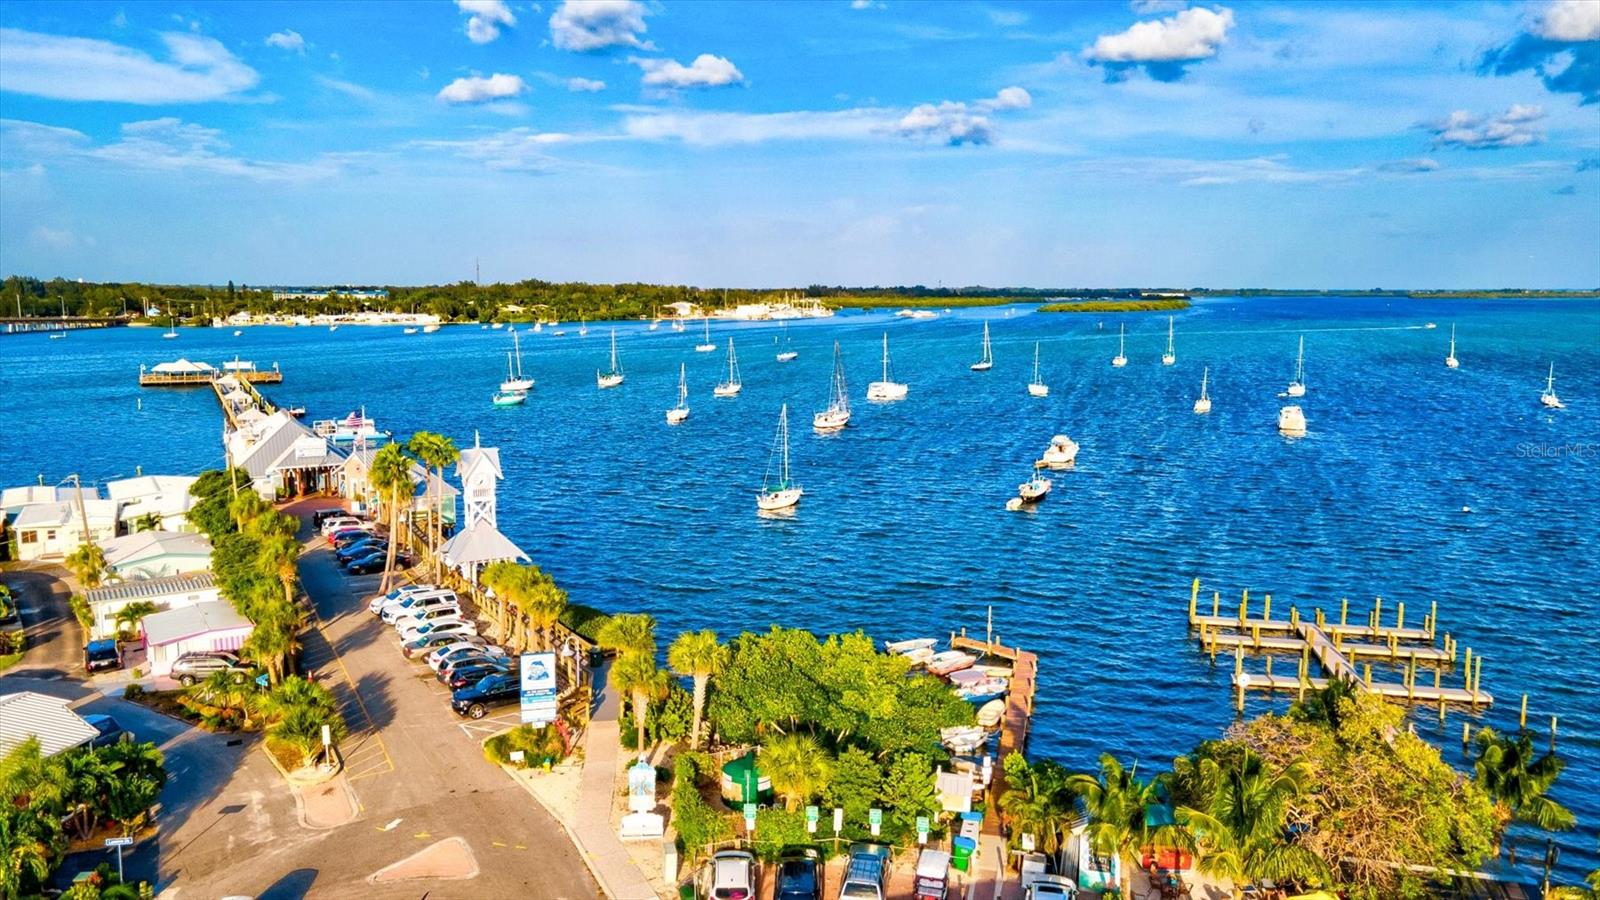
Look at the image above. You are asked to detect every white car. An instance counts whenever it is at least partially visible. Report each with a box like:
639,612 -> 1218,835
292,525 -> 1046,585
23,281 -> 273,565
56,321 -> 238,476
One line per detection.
367,584 -> 437,615
398,618 -> 477,643
427,642 -> 506,672
1024,875 -> 1076,900
379,590 -> 458,623
391,605 -> 464,632
320,516 -> 366,537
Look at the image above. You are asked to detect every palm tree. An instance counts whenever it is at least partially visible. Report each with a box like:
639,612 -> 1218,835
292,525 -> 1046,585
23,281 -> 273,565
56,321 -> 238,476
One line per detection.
760,734 -> 833,812
241,600 -> 303,684
257,533 -> 302,609
0,806 -> 58,898
610,650 -> 669,753
132,512 -> 163,533
406,431 -> 459,580
191,669 -> 255,723
1173,750 -> 1328,898
1471,728 -> 1575,834
228,490 -> 270,532
597,613 -> 657,658
60,751 -> 114,839
64,542 -> 109,590
112,600 -> 159,641
481,560 -> 524,646
1000,759 -> 1078,862
516,567 -> 568,654
368,443 -> 413,594
668,630 -> 727,750
1068,754 -> 1193,895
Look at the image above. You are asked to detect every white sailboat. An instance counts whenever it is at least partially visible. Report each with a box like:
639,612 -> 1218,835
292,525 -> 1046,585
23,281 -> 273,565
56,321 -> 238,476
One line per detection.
714,338 -> 743,397
694,317 -> 716,352
501,330 -> 534,392
813,341 -> 851,431
1111,324 -> 1126,367
162,315 -> 178,339
1027,342 -> 1048,397
1162,316 -> 1176,366
866,333 -> 908,402
1445,325 -> 1459,369
756,405 -> 803,512
776,321 -> 798,362
666,363 -> 690,423
578,316 -> 588,337
1278,404 -> 1307,436
971,322 -> 993,371
1287,336 -> 1306,397
1194,366 -> 1212,414
1541,363 -> 1564,409
596,329 -> 624,388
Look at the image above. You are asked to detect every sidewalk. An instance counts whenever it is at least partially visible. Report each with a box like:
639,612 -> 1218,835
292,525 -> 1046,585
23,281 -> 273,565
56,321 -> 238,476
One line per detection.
571,659 -> 660,899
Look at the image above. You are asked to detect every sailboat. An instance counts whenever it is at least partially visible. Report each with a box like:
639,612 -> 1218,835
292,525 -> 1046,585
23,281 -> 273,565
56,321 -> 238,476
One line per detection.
1162,317 -> 1176,366
970,322 -> 993,371
650,307 -> 661,331
1027,342 -> 1048,397
162,315 -> 178,339
1194,367 -> 1212,414
501,330 -> 534,392
1445,325 -> 1459,369
1111,324 -> 1126,367
596,329 -> 625,388
714,338 -> 743,397
1286,336 -> 1306,397
694,317 -> 716,352
491,354 -> 528,406
866,333 -> 908,402
666,363 -> 690,423
756,405 -> 803,512
1541,363 -> 1564,409
579,316 -> 588,337
813,341 -> 851,431
776,321 -> 798,362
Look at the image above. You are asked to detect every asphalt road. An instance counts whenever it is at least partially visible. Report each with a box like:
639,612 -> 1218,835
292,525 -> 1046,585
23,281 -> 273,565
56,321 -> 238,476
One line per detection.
3,566 -> 83,680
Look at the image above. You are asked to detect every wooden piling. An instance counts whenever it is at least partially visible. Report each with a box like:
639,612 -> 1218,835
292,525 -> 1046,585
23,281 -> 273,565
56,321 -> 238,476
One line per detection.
1363,663 -> 1372,686
1212,591 -> 1220,617
1550,716 -> 1558,752
1189,579 -> 1199,624
1396,601 -> 1405,631
1263,593 -> 1272,621
1473,656 -> 1483,705
1340,598 -> 1348,626
1520,694 -> 1528,730
1428,601 -> 1437,639
1239,589 -> 1248,625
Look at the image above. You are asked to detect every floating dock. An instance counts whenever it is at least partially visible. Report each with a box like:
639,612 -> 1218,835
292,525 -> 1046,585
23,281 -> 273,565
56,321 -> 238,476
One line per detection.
949,629 -> 1037,838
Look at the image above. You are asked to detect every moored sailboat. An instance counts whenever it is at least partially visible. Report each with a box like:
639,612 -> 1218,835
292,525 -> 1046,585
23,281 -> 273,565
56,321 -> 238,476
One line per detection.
1194,366 -> 1212,414
501,330 -> 534,392
813,341 -> 851,431
1111,324 -> 1126,367
694,317 -> 716,352
666,363 -> 690,423
1287,335 -> 1306,397
970,322 -> 993,371
776,321 -> 797,362
756,405 -> 803,512
596,329 -> 625,388
1162,316 -> 1176,366
1027,342 -> 1048,397
866,333 -> 908,402
713,338 -> 742,397
1541,363 -> 1564,409
1445,325 -> 1459,369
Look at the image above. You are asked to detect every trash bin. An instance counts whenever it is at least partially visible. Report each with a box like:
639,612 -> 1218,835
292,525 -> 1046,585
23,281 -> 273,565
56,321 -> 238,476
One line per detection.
951,835 -> 977,872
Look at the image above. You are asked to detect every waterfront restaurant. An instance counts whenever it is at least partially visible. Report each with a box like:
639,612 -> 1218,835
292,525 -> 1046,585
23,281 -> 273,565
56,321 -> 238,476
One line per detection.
228,411 -> 346,498
339,447 -> 458,527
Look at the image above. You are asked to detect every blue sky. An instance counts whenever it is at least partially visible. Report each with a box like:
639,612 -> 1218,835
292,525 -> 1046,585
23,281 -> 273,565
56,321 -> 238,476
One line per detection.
1,0 -> 1597,288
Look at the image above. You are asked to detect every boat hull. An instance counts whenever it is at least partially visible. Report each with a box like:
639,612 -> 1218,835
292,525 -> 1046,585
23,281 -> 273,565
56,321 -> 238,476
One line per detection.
1194,398 -> 1212,414
970,362 -> 992,372
1162,354 -> 1175,366
596,373 -> 624,389
666,408 -> 688,424
866,381 -> 908,402
714,383 -> 742,397
500,379 -> 535,392
1278,405 -> 1307,435
1445,357 -> 1459,369
1027,383 -> 1049,397
1111,356 -> 1126,368
756,487 -> 803,511
491,393 -> 526,407
694,343 -> 716,352
776,352 -> 798,362
1286,383 -> 1306,397
813,409 -> 850,431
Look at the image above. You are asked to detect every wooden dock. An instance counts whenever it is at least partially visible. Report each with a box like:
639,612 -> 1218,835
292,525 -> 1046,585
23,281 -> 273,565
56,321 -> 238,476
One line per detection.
139,368 -> 281,386
951,630 -> 1037,837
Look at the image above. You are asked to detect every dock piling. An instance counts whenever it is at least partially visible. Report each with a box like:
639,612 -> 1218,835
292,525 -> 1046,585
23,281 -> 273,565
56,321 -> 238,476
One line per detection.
1212,591 -> 1220,617
1340,598 -> 1348,626
1239,589 -> 1248,625
1263,593 -> 1272,621
1396,601 -> 1405,631
1520,694 -> 1528,730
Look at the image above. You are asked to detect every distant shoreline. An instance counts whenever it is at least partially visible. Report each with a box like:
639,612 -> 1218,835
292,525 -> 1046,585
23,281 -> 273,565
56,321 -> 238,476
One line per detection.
1039,298 -> 1191,313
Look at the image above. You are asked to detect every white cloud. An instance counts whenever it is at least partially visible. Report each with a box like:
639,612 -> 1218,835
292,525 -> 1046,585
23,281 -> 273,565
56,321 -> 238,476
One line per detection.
1130,0 -> 1188,14
457,0 -> 516,43
437,73 -> 528,104
898,102 -> 992,145
411,129 -> 580,173
1085,6 -> 1234,64
622,108 -> 887,145
317,76 -> 376,101
634,54 -> 743,89
1533,0 -> 1600,42
849,0 -> 884,9
1,116 -> 339,182
567,77 -> 606,92
984,86 -> 1032,110
264,29 -> 305,53
0,29 -> 259,103
549,0 -> 651,51
1423,105 -> 1546,149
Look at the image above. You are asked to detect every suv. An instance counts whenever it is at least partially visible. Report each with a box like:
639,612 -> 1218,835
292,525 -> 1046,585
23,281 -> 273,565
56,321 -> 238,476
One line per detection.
82,714 -> 132,748
710,850 -> 756,900
169,651 -> 250,686
84,639 -> 122,673
776,848 -> 824,900
839,844 -> 890,900
450,671 -> 520,719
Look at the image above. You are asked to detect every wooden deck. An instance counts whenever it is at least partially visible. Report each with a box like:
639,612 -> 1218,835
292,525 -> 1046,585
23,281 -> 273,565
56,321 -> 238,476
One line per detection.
139,369 -> 281,386
951,630 -> 1037,838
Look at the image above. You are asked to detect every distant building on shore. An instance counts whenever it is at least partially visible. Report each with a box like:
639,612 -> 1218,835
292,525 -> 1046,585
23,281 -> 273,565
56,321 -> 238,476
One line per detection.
270,286 -> 389,301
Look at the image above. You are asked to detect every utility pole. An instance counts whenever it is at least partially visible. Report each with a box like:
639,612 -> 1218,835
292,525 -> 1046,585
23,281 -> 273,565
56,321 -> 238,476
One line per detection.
68,474 -> 93,547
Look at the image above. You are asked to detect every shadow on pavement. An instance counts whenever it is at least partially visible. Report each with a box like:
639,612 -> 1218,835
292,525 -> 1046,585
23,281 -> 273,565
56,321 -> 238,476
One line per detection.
352,670 -> 396,729
256,866 -> 320,900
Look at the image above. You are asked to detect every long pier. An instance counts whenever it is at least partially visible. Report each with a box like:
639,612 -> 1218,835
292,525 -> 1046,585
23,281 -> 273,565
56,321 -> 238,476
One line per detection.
2,316 -> 124,335
139,364 -> 281,386
950,630 -> 1037,838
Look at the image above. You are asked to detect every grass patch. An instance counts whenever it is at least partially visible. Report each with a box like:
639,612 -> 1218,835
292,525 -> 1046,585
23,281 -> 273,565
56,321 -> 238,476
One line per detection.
1039,298 -> 1191,313
0,651 -> 23,672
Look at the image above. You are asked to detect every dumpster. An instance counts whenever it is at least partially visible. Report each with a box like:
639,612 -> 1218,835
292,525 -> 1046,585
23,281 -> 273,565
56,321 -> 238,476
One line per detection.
951,835 -> 977,872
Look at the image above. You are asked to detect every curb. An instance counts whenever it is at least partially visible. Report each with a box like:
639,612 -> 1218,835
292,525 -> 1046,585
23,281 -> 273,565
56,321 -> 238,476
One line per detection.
500,761 -> 648,900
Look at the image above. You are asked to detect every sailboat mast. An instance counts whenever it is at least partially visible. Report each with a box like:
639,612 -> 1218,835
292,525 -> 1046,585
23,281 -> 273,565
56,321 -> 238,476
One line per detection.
1167,317 -> 1174,353
779,405 -> 790,484
882,333 -> 889,381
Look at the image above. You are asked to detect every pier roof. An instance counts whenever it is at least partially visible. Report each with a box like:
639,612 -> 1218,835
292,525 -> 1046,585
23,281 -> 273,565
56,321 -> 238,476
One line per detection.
150,358 -> 214,374
440,521 -> 529,567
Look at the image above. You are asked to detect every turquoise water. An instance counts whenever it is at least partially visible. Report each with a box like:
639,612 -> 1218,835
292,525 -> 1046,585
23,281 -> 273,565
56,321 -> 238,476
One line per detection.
3,296 -> 1598,879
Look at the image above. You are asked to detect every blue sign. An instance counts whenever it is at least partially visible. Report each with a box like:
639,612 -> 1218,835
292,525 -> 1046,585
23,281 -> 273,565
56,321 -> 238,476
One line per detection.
520,652 -> 558,724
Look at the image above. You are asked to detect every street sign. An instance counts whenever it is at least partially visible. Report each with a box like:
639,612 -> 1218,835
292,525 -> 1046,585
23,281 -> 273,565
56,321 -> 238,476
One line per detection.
916,816 -> 929,845
103,837 -> 133,848
833,807 -> 844,834
520,652 -> 559,725
743,803 -> 757,835
805,805 -> 819,834
1021,832 -> 1035,852
869,807 -> 882,837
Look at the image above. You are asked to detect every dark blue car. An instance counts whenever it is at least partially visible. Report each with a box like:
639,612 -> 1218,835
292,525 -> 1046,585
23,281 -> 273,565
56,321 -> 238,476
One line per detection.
450,672 -> 520,719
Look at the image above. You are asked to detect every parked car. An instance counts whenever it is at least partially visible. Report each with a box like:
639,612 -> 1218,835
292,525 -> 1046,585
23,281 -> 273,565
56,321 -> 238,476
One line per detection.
399,618 -> 474,643
450,671 -> 520,718
402,631 -> 483,658
83,639 -> 122,673
313,508 -> 354,528
392,605 -> 465,632
367,584 -> 438,615
169,650 -> 250,686
777,848 -> 824,900
1023,875 -> 1076,900
82,714 -> 131,749
912,848 -> 951,900
347,551 -> 411,575
711,850 -> 757,900
442,660 -> 514,690
427,642 -> 507,671
319,515 -> 366,536
336,539 -> 388,563
380,591 -> 458,623
332,526 -> 381,546
437,649 -> 509,678
838,844 -> 890,900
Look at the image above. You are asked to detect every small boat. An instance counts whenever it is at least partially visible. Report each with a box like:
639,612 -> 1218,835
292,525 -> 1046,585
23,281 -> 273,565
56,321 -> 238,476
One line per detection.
1287,335 -> 1306,397
501,330 -> 534,392
776,321 -> 797,362
756,405 -> 804,512
977,699 -> 1005,728
650,310 -> 661,331
971,321 -> 993,371
596,329 -> 624,388
285,406 -> 306,418
1111,323 -> 1126,367
48,333 -> 65,339
813,342 -> 851,431
578,316 -> 588,337
927,650 -> 976,676
491,389 -> 526,407
1017,471 -> 1052,504
233,330 -> 242,336
947,668 -> 990,687
694,317 -> 716,352
1027,342 -> 1048,397
492,322 -> 505,329
940,725 -> 989,753
1425,322 -> 1438,329
552,329 -> 566,336
1194,366 -> 1212,414
162,316 -> 178,339
403,327 -> 419,335
1445,325 -> 1459,369
422,324 -> 440,333
1037,435 -> 1078,469
974,662 -> 1014,678
713,338 -> 742,397
329,324 -> 339,332
1162,316 -> 1176,366
530,322 -> 539,332
955,677 -> 1009,702
666,363 -> 690,424
866,333 -> 908,402
886,638 -> 937,655
1541,363 -> 1564,409
672,318 -> 686,333
1278,404 -> 1307,436
901,647 -> 935,667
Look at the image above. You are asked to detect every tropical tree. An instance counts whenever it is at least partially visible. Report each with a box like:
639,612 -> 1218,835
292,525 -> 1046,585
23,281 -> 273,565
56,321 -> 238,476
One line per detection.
0,806 -> 58,898
190,670 -> 257,724
480,560 -> 524,647
406,431 -> 459,580
610,650 -> 669,754
760,734 -> 834,812
368,443 -> 414,594
112,601 -> 159,640
257,533 -> 302,610
131,512 -> 163,533
1289,676 -> 1359,731
1000,756 -> 1079,861
241,600 -> 303,684
98,741 -> 166,836
228,490 -> 270,532
60,751 -> 114,839
515,567 -> 568,654
1172,749 -> 1328,898
65,542 -> 109,589
668,629 -> 728,750
259,676 -> 348,768
1471,728 -> 1575,834
1068,754 -> 1193,894
597,613 -> 657,658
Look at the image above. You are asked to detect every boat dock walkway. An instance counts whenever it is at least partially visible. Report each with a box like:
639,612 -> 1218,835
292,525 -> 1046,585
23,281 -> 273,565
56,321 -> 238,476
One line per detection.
949,630 -> 1037,840
139,365 -> 282,386
1186,579 -> 1495,710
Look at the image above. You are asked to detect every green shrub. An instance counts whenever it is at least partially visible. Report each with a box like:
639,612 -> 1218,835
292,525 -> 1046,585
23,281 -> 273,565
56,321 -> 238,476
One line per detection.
484,724 -> 566,768
672,753 -> 732,860
122,684 -> 145,701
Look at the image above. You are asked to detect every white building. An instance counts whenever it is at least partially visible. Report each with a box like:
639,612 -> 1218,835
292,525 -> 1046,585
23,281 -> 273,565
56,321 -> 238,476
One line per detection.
440,437 -> 529,582
104,474 -> 200,532
11,499 -> 121,562
227,411 -> 346,498
101,531 -> 213,580
142,601 -> 253,677
0,692 -> 99,757
83,572 -> 221,641
1,484 -> 94,520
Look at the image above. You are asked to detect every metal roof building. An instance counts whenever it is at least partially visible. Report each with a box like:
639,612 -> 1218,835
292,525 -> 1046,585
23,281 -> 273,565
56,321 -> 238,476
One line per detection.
0,691 -> 98,757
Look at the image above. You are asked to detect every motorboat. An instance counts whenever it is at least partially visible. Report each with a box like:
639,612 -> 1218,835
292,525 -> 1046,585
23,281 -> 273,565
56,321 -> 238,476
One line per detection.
927,650 -> 976,676
976,699 -> 1005,728
1278,404 -> 1307,436
886,638 -> 937,655
865,333 -> 908,402
955,677 -> 1009,702
1194,367 -> 1212,414
422,324 -> 440,333
666,363 -> 690,424
970,322 -> 993,371
946,668 -> 990,687
940,726 -> 989,753
813,342 -> 851,431
1037,435 -> 1078,469
1017,473 -> 1052,503
596,329 -> 624,388
755,405 -> 803,512
403,327 -> 419,335
491,390 -> 526,407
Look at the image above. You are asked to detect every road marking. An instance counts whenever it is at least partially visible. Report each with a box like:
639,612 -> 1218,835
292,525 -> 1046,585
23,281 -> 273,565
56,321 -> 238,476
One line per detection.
414,832 -> 431,839
492,841 -> 507,848
380,818 -> 402,832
